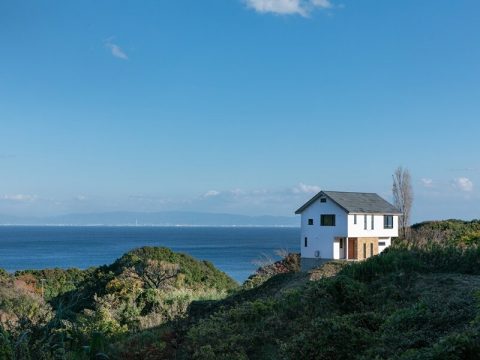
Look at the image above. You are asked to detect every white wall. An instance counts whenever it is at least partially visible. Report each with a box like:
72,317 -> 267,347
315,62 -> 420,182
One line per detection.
378,237 -> 391,253
347,214 -> 399,238
300,198 -> 348,259
299,202 -> 399,259
333,237 -> 346,259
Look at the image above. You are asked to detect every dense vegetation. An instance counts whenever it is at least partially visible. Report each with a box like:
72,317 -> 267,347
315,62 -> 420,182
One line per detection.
1,220 -> 480,359
0,247 -> 237,359
120,245 -> 480,359
410,219 -> 480,247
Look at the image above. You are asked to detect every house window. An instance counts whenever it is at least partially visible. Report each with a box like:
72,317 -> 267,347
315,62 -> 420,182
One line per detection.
363,243 -> 366,259
364,215 -> 367,230
371,215 -> 375,230
304,237 -> 308,247
379,241 -> 386,246
321,214 -> 336,226
308,219 -> 314,225
370,243 -> 373,257
354,214 -> 357,224
384,215 -> 394,229
320,198 -> 327,203
339,238 -> 343,249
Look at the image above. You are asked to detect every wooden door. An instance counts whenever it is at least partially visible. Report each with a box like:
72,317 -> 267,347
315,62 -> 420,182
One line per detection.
348,238 -> 357,260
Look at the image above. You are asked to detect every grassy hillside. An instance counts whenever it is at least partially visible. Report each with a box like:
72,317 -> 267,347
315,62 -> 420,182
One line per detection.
177,246 -> 480,359
110,241 -> 480,359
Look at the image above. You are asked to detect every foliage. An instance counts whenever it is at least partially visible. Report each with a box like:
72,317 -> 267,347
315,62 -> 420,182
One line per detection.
409,219 -> 480,247
0,246 -> 237,359
111,247 -> 237,292
180,246 -> 480,359
14,267 -> 92,301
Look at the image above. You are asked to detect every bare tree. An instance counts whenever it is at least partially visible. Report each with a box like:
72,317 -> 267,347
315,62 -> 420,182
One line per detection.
135,260 -> 180,290
392,166 -> 413,239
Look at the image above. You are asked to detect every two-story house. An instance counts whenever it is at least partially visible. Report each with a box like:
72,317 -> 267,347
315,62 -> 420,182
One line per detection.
295,191 -> 401,270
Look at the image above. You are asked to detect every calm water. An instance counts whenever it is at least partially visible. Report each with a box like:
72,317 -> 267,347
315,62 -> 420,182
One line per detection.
0,226 -> 299,283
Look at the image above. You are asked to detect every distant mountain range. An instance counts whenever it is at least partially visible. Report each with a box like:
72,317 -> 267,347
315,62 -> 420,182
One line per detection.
0,211 -> 299,227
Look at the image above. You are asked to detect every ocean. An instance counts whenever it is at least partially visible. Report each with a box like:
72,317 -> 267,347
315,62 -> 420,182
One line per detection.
0,226 -> 300,283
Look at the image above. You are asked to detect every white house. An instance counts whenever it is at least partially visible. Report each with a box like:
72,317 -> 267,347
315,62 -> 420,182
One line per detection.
295,191 -> 401,270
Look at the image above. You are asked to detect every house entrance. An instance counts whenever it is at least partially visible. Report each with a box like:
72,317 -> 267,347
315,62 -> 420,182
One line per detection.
348,238 -> 357,260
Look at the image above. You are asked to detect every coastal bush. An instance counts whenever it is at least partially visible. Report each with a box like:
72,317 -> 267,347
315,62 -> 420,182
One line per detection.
34,247 -> 238,357
0,326 -> 13,359
111,247 -> 237,292
0,269 -> 9,281
180,247 -> 480,360
409,219 -> 480,247
14,268 -> 92,301
0,247 -> 239,359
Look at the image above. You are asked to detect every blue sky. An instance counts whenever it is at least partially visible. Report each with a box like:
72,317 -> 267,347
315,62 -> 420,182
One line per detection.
0,0 -> 479,222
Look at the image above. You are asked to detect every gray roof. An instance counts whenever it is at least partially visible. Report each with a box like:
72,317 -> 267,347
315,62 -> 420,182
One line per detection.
295,190 -> 401,215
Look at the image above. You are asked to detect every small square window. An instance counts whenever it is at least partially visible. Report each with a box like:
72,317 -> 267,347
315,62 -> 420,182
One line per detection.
308,219 -> 314,225
379,241 -> 386,246
320,198 -> 327,203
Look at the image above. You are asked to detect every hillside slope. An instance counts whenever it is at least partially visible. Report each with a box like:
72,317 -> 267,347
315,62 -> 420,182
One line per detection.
177,247 -> 480,359
112,246 -> 480,359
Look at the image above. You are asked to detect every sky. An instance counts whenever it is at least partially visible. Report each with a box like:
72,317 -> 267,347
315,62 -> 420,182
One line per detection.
0,0 -> 479,222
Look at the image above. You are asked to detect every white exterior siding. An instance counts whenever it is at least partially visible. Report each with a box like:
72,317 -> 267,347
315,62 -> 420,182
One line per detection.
300,198 -> 348,259
347,214 -> 399,238
378,237 -> 391,253
297,191 -> 400,261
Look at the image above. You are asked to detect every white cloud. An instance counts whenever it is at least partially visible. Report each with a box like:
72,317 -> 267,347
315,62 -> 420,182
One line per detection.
204,190 -> 220,198
311,0 -> 332,8
245,0 -> 333,16
452,177 -> 474,192
1,194 -> 37,202
105,40 -> 128,60
292,182 -> 321,194
421,178 -> 434,188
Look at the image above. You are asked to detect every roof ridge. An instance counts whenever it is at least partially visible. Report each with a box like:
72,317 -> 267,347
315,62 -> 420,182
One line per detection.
324,190 -> 378,194
295,190 -> 401,215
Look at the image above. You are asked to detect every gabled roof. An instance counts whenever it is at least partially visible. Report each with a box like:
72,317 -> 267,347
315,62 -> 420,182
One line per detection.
295,190 -> 401,215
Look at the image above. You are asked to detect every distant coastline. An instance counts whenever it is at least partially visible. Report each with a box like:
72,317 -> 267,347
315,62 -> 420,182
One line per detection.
0,210 -> 298,227
0,224 -> 300,228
